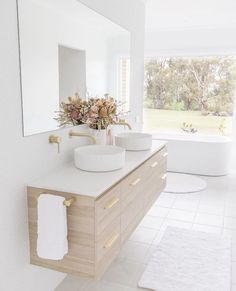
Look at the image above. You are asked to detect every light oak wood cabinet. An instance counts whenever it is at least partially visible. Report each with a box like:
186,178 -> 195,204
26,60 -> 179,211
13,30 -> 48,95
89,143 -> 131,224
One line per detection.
27,145 -> 167,279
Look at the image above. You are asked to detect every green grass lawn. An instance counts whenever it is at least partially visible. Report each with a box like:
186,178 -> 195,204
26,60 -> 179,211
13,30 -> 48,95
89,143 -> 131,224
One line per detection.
143,108 -> 233,136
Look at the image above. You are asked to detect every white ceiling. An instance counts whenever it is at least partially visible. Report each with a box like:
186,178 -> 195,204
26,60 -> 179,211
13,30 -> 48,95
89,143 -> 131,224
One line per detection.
145,0 -> 236,31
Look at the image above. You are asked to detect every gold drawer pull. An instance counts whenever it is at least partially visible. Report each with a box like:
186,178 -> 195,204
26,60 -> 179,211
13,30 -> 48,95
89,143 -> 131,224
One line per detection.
161,174 -> 167,180
104,234 -> 119,249
162,152 -> 168,157
130,178 -> 141,186
150,161 -> 158,168
104,197 -> 119,210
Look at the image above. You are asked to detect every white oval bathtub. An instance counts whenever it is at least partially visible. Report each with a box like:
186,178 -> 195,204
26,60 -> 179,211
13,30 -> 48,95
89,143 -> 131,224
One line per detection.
153,134 -> 232,176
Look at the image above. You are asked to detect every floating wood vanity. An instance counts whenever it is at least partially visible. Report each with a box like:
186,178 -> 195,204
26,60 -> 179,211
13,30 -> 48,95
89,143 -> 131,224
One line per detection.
27,141 -> 167,279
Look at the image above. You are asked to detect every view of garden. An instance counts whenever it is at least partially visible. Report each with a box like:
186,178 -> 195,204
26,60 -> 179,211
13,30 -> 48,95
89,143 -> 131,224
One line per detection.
143,56 -> 236,135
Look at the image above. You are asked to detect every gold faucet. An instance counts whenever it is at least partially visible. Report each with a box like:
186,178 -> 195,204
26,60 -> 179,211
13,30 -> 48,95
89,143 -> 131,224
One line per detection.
69,130 -> 96,144
113,120 -> 132,130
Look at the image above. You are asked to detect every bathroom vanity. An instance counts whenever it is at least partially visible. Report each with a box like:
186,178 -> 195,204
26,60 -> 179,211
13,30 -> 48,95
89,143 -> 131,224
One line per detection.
27,141 -> 167,279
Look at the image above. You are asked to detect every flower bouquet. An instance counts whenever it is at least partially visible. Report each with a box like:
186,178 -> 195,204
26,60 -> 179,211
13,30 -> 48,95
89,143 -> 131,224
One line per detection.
55,93 -> 126,130
55,93 -> 89,127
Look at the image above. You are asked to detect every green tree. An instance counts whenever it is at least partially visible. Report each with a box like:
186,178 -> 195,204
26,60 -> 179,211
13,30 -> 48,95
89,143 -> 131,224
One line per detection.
145,59 -> 172,109
144,56 -> 236,114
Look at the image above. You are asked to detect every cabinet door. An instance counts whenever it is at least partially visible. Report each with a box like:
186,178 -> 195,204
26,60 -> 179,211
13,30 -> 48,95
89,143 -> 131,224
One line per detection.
95,184 -> 121,235
120,166 -> 144,211
120,166 -> 145,233
143,153 -> 167,214
143,146 -> 168,180
94,186 -> 121,279
143,157 -> 167,214
96,216 -> 121,262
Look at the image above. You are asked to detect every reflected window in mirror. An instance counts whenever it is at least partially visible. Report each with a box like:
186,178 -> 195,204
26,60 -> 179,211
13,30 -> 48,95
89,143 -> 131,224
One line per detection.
119,57 -> 130,112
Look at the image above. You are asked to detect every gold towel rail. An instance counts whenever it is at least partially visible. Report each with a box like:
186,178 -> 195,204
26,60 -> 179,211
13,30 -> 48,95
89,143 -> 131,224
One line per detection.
63,198 -> 75,207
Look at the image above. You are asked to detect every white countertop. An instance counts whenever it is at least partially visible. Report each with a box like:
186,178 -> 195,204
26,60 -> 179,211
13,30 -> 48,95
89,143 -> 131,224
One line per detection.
28,140 -> 167,198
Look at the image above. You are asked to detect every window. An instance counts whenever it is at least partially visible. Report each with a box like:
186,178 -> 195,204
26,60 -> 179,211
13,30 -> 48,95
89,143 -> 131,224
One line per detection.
118,57 -> 130,111
143,56 -> 236,136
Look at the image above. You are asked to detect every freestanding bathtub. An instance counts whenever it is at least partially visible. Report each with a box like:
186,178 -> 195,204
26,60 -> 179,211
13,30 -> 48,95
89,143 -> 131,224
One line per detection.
153,134 -> 232,176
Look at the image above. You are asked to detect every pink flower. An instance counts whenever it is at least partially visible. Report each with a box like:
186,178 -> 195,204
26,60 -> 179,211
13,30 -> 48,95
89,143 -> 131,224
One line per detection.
70,110 -> 80,120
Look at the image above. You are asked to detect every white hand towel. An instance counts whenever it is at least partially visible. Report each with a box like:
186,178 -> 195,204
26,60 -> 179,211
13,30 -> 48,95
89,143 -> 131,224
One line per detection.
37,194 -> 68,260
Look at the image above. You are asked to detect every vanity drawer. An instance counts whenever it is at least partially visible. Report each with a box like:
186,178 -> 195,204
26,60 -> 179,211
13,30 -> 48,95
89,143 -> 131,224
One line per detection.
95,230 -> 121,280
121,211 -> 143,244
95,185 -> 121,234
143,164 -> 167,214
95,217 -> 120,262
120,166 -> 144,210
144,146 -> 168,179
121,191 -> 143,233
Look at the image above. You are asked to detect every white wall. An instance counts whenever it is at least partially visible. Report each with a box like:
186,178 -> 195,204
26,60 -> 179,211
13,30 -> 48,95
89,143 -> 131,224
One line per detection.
0,1 -> 145,291
145,27 -> 236,56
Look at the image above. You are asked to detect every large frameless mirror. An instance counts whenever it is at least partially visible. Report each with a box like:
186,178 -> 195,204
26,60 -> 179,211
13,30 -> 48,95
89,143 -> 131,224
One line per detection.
17,0 -> 130,136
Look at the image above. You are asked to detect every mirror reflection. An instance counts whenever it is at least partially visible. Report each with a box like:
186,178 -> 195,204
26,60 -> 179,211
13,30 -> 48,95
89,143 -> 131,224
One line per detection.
17,0 -> 130,136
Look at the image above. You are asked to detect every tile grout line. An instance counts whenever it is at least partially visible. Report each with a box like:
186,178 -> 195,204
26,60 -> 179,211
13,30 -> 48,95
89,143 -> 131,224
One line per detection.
191,190 -> 203,229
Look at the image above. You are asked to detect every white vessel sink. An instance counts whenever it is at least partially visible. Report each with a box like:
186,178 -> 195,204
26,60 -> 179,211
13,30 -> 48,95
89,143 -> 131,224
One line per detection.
115,132 -> 152,151
74,145 -> 125,172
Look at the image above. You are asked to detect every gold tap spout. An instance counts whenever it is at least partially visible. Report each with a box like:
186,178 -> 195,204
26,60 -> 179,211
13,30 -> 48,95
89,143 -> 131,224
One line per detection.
69,130 -> 96,144
113,122 -> 132,130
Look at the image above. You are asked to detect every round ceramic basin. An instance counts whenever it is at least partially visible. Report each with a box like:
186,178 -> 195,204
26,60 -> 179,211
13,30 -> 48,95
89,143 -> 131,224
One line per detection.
74,145 -> 125,172
115,132 -> 152,151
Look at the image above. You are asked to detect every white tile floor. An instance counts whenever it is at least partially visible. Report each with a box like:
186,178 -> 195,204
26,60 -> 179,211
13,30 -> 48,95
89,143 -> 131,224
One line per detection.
55,172 -> 236,291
